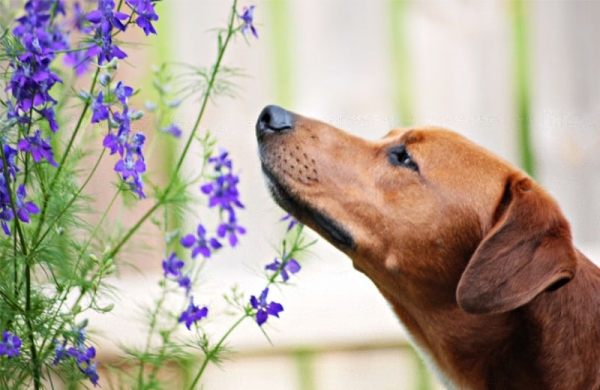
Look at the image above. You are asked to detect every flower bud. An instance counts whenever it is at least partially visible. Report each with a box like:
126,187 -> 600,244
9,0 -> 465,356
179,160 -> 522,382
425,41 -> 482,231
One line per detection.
98,303 -> 114,313
128,109 -> 144,120
145,101 -> 157,111
98,72 -> 112,86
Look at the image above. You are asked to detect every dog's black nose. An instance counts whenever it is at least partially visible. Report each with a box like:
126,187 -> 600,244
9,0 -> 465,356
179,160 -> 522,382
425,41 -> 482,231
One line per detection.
256,105 -> 293,139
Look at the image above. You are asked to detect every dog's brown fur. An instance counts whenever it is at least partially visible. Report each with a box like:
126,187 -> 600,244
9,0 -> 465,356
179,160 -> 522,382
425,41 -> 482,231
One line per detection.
256,107 -> 600,389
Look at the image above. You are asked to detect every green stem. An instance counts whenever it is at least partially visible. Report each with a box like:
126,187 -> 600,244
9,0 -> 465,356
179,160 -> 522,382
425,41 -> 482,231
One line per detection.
189,314 -> 249,389
187,224 -> 309,387
1,137 -> 41,388
137,281 -> 170,389
38,188 -> 120,355
53,68 -> 100,185
173,0 -> 238,177
105,201 -> 162,259
30,148 -> 107,259
25,263 -> 41,390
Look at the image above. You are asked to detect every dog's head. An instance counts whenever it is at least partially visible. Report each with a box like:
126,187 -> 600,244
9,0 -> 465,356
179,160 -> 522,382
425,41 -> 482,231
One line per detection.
256,105 -> 578,314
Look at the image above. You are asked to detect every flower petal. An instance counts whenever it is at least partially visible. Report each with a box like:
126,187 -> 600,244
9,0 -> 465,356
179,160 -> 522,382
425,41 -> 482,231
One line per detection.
180,234 -> 196,248
256,310 -> 268,326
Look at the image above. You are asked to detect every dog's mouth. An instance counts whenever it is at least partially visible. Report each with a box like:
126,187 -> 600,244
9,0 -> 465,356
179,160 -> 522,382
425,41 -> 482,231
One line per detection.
261,164 -> 356,250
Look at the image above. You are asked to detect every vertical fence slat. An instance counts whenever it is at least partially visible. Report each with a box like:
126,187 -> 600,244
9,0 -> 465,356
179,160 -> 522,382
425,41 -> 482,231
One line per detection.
512,0 -> 535,177
388,0 -> 413,126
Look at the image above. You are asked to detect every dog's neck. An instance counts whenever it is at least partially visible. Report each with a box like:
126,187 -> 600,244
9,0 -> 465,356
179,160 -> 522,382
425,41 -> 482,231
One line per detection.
377,250 -> 600,390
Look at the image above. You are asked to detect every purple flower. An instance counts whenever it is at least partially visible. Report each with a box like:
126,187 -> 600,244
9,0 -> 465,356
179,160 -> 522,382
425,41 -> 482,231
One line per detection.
265,257 -> 301,282
91,92 -> 109,123
0,331 -> 21,358
178,275 -> 191,295
5,101 -> 28,126
127,0 -> 159,36
179,296 -> 208,330
20,34 -> 53,64
0,206 -> 13,235
18,130 -> 58,167
217,212 -> 246,247
0,144 -> 20,179
0,176 -> 15,235
85,27 -> 128,65
7,62 -> 62,112
112,106 -> 131,135
86,0 -> 129,34
208,149 -> 232,172
64,48 -> 92,76
53,339 -> 69,365
180,224 -> 222,259
52,322 -> 99,386
68,345 -> 99,387
160,123 -> 182,138
201,173 -> 244,210
71,2 -> 93,33
128,132 -> 146,160
81,361 -> 100,387
238,5 -> 258,38
68,344 -> 95,363
250,288 -> 283,326
73,323 -> 87,346
7,1 -> 66,119
281,214 -> 299,231
114,81 -> 133,105
126,176 -> 146,199
37,106 -> 59,132
162,252 -> 184,278
114,151 -> 146,181
103,128 -> 128,156
15,185 -> 40,223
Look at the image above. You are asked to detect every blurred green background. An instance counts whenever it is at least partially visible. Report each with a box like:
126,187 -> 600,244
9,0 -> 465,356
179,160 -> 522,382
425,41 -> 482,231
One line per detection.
94,1 -> 600,389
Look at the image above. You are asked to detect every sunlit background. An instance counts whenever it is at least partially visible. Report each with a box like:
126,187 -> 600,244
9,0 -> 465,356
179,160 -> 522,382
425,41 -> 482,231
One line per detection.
91,1 -> 600,389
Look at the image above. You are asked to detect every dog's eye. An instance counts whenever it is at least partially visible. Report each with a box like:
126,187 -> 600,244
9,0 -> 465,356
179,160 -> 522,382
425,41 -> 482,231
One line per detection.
388,145 -> 419,172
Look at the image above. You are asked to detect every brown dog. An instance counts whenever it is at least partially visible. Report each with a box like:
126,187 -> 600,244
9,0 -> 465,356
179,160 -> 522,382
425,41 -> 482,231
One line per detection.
255,105 -> 600,389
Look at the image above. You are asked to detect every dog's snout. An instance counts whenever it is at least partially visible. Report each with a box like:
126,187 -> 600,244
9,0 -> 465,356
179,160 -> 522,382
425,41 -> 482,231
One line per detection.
256,105 -> 293,139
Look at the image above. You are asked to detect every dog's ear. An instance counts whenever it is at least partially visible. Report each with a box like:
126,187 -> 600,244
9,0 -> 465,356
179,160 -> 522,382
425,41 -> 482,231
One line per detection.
456,176 -> 578,315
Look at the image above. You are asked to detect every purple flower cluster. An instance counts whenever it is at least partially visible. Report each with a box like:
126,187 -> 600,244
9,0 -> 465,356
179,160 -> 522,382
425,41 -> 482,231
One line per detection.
0,0 -> 156,237
60,1 -> 158,198
250,254 -> 300,326
84,0 -> 128,65
161,253 -> 208,331
53,323 -> 99,387
0,1 -> 66,235
248,213 -> 302,326
200,149 -> 246,247
18,129 -> 58,166
62,0 -> 159,75
161,149 -> 247,330
0,331 -> 22,358
162,252 -> 192,294
90,81 -> 147,198
127,0 -> 159,36
6,0 -> 67,130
